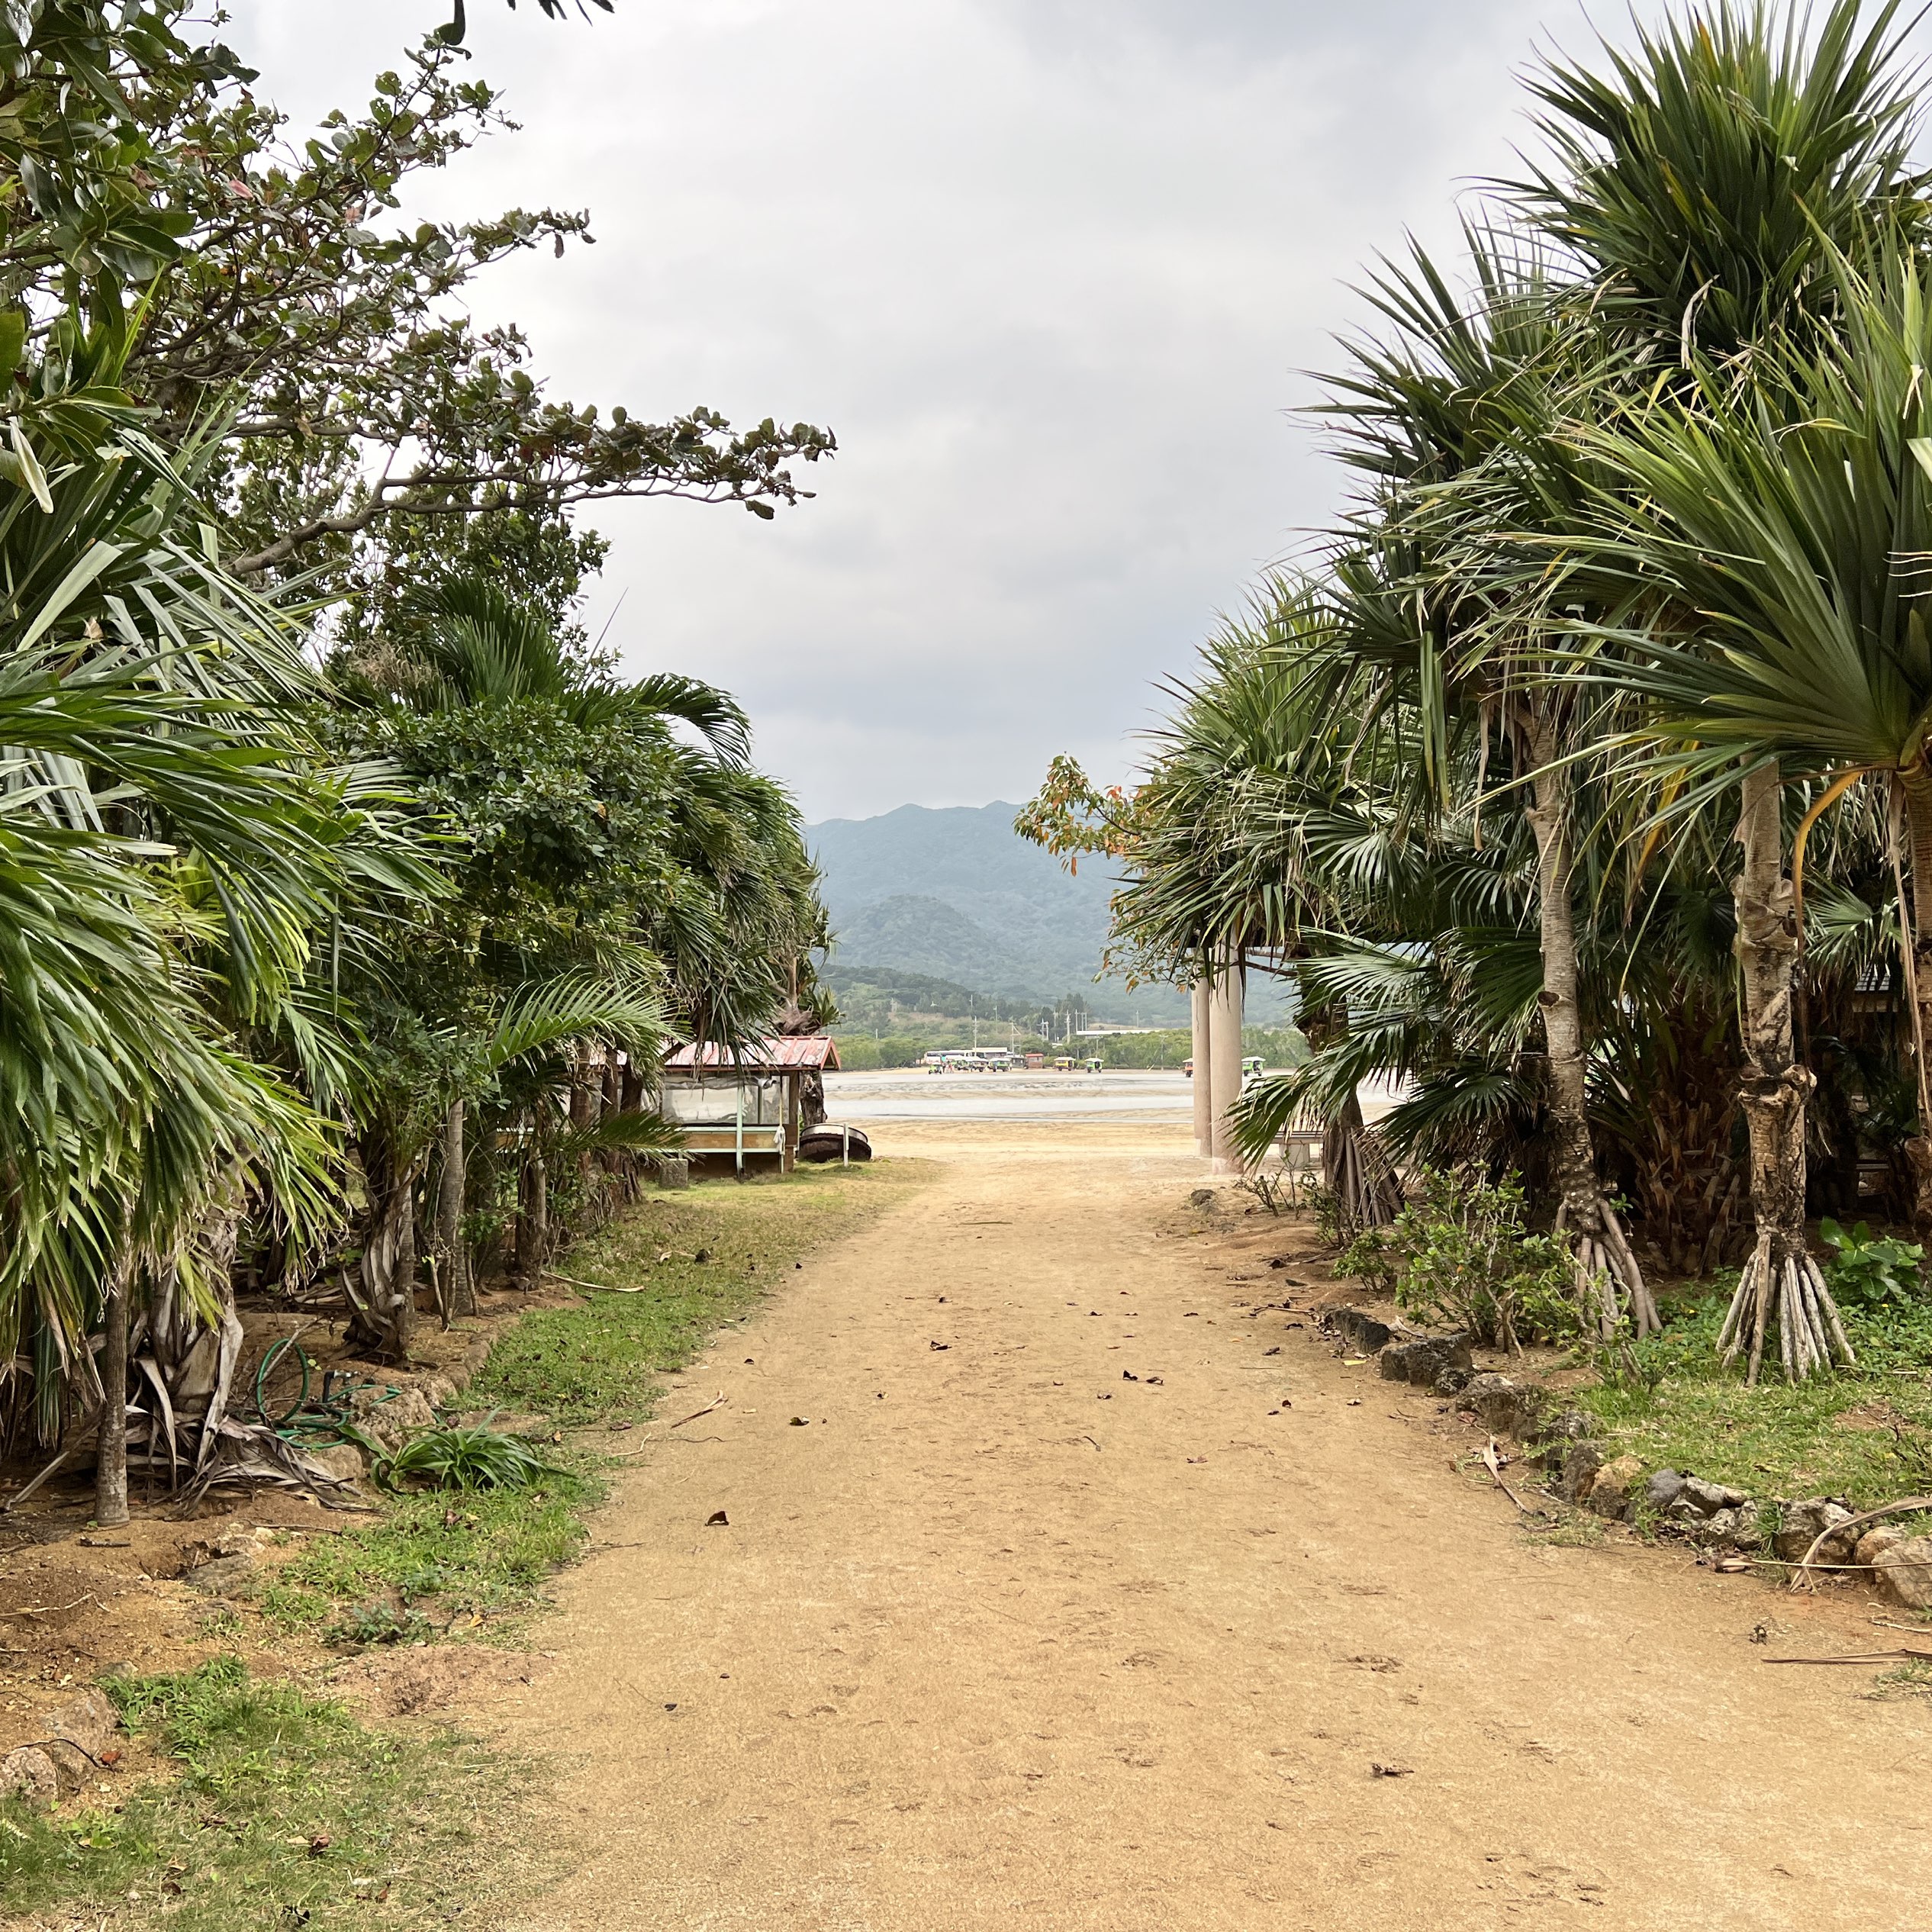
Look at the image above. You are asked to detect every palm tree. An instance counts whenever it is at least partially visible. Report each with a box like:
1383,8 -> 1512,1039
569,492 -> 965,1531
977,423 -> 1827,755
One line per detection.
1567,247 -> 1932,1374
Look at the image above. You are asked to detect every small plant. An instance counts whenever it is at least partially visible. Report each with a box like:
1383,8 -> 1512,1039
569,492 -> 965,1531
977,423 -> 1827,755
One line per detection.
1347,1167 -> 1587,1352
372,1418 -> 564,1493
1818,1218 -> 1927,1314
329,1600 -> 435,1647
1336,1222 -> 1401,1294
1237,1168 -> 1298,1216
1302,1180 -> 1343,1247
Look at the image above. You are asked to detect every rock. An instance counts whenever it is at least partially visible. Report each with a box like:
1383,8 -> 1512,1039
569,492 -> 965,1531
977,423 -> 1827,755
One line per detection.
1680,1476 -> 1750,1516
1378,1333 -> 1473,1387
1644,1468 -> 1687,1512
1327,1307 -> 1393,1356
1557,1440 -> 1603,1503
1461,1373 -> 1543,1439
1856,1525 -> 1907,1569
1698,1507 -> 1743,1547
0,1747 -> 57,1810
1585,1454 -> 1646,1520
658,1155 -> 691,1190
1774,1497 -> 1857,1563
1534,1410 -> 1596,1445
346,1384 -> 439,1452
1431,1364 -> 1473,1397
185,1552 -> 261,1597
35,1688 -> 115,1761
417,1374 -> 459,1409
302,1441 -> 369,1484
1873,1535 -> 1932,1609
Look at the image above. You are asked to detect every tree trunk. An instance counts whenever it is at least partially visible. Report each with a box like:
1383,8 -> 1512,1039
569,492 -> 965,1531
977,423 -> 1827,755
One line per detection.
1898,768 -> 1932,1232
136,1196 -> 246,1481
94,1267 -> 130,1527
347,1149 -> 420,1358
1717,762 -> 1852,1383
438,1100 -> 474,1317
514,1126 -> 548,1290
1521,710 -> 1659,1336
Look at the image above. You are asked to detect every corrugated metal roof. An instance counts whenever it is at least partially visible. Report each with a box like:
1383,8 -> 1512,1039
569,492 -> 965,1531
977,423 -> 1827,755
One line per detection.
663,1036 -> 841,1073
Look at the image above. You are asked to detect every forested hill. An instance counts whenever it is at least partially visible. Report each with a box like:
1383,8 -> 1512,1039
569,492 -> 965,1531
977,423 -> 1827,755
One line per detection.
807,803 -> 1121,997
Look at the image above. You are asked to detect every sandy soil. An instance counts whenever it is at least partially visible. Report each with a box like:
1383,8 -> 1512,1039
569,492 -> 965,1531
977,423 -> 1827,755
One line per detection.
488,1122 -> 1932,1930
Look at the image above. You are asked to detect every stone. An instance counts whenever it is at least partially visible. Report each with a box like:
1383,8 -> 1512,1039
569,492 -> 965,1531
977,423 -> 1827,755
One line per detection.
1534,1410 -> 1596,1445
1644,1468 -> 1687,1512
0,1747 -> 57,1810
1774,1497 -> 1857,1564
1856,1525 -> 1907,1569
346,1383 -> 439,1451
1698,1507 -> 1742,1547
1431,1364 -> 1473,1397
1873,1536 -> 1932,1610
658,1155 -> 691,1190
1378,1333 -> 1473,1387
1557,1440 -> 1603,1502
302,1441 -> 369,1484
1680,1476 -> 1750,1515
185,1552 -> 261,1597
34,1688 -> 114,1761
1328,1308 -> 1393,1356
1461,1373 -> 1542,1439
1585,1454 -> 1646,1520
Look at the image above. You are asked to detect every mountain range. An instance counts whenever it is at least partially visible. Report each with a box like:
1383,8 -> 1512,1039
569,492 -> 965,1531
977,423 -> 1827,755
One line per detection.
807,803 -> 1283,1024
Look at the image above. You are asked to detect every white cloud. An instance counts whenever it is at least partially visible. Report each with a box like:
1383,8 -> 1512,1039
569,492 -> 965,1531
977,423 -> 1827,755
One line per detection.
234,0 -> 1686,817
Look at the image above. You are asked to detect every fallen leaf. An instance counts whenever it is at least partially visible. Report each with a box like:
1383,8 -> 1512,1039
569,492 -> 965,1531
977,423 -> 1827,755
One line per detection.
1370,1763 -> 1414,1778
790,1416 -> 809,1427
929,1341 -> 949,1351
705,1510 -> 729,1526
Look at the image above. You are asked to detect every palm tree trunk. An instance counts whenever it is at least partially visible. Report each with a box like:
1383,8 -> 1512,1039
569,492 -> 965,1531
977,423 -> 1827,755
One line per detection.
348,1149 -> 420,1358
1718,762 -> 1851,1382
94,1266 -> 130,1527
514,1126 -> 548,1290
1521,711 -> 1658,1335
1897,768 -> 1932,1232
438,1101 -> 474,1317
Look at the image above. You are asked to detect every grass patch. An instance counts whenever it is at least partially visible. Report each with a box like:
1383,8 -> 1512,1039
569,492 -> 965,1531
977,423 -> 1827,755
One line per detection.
1866,1658 -> 1932,1702
0,1657 -> 537,1929
266,1463 -> 603,1641
1572,1286 -> 1932,1505
266,1161 -> 925,1643
472,1159 -> 926,1425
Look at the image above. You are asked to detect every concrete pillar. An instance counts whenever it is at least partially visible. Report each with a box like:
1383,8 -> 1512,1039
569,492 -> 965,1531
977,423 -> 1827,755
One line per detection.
1209,955 -> 1245,1171
1190,980 -> 1214,1160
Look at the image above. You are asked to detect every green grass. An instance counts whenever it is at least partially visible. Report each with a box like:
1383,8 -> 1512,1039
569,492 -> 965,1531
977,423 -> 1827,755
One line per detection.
264,1161 -> 925,1640
264,1466 -> 603,1641
1572,1285 -> 1932,1505
0,1657 -> 538,1929
471,1160 -> 925,1424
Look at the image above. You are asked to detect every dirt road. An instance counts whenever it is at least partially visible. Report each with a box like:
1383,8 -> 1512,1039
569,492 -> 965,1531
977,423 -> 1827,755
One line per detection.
496,1125 -> 1931,1930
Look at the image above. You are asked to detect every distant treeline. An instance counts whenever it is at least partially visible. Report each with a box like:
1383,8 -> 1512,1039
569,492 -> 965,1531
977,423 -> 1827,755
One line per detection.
833,1026 -> 1309,1073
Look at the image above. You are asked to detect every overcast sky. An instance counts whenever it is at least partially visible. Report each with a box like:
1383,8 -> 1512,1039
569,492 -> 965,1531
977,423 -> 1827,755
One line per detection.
231,0 -> 1705,821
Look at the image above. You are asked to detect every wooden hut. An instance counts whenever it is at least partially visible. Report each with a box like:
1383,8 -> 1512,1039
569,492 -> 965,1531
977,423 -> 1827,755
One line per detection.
659,1036 -> 842,1174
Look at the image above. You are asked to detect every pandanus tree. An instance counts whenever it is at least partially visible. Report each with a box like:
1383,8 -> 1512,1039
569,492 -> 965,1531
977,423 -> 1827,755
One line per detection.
1310,219 -> 1663,1329
1473,0 -> 1932,1377
1567,248 -> 1932,1376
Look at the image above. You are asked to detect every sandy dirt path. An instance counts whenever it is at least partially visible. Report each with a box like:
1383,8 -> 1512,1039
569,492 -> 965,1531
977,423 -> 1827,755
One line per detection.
494,1126 -> 1931,1930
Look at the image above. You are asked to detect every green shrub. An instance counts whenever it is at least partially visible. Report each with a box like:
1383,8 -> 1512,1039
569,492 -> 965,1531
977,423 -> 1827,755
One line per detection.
1818,1217 -> 1928,1314
1338,1167 -> 1586,1351
373,1418 -> 563,1492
